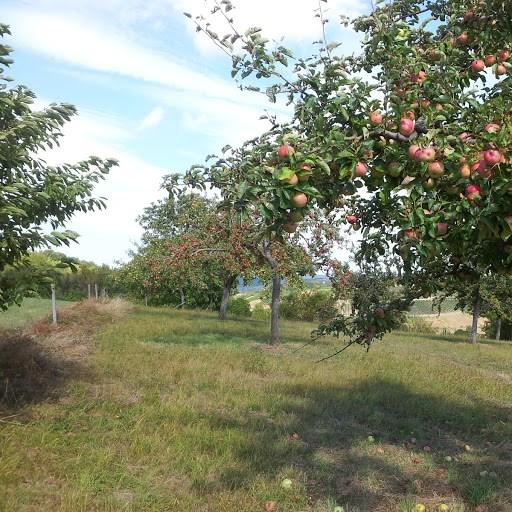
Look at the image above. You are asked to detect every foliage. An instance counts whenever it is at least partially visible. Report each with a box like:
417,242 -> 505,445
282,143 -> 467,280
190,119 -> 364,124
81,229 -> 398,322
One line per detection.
280,290 -> 337,323
186,0 -> 512,347
227,297 -> 252,317
484,317 -> 512,341
0,24 -> 117,309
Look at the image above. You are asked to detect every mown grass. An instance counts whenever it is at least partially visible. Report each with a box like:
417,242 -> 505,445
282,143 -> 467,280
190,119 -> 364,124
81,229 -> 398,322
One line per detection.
0,306 -> 511,511
0,297 -> 72,329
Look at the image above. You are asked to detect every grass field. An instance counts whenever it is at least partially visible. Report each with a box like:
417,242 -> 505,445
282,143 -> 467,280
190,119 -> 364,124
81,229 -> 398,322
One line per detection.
1,303 -> 511,511
0,297 -> 72,329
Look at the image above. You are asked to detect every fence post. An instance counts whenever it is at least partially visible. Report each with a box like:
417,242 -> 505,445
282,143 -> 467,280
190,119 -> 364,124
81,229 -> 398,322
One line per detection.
88,283 -> 91,299
95,283 -> 99,300
51,283 -> 57,325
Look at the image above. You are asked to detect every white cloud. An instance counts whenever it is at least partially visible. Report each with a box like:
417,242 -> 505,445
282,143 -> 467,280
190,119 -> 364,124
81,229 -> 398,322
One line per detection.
140,106 -> 165,130
38,106 -> 166,265
5,7 -> 265,108
171,0 -> 368,55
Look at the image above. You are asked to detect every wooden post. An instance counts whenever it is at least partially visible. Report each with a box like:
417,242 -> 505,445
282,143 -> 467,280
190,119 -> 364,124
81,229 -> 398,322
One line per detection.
145,295 -> 148,307
88,283 -> 91,299
51,283 -> 57,325
95,283 -> 99,300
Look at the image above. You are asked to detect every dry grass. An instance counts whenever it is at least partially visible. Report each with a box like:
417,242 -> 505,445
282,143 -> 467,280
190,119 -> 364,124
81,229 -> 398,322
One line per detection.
0,299 -> 133,410
0,306 -> 511,512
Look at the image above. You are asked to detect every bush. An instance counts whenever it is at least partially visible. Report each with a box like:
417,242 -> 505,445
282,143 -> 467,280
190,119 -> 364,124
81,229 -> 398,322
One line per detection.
280,290 -> 337,322
251,302 -> 270,320
483,318 -> 512,341
228,297 -> 251,317
398,315 -> 437,334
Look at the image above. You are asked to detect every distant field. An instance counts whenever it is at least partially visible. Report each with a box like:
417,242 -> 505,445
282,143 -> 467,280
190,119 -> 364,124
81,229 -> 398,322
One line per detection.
409,298 -> 458,315
1,304 -> 510,511
0,297 -> 72,329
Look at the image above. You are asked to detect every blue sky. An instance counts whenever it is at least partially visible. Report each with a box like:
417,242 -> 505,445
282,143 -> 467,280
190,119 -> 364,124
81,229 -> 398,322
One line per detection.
2,0 -> 368,264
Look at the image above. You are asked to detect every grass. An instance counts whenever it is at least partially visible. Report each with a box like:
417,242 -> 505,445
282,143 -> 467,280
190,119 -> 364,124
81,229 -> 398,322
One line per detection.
0,297 -> 72,329
0,304 -> 511,511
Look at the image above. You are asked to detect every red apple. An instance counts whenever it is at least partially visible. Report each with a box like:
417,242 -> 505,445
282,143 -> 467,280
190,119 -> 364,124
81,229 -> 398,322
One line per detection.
484,149 -> 502,166
420,99 -> 431,108
399,118 -> 415,136
484,123 -> 500,133
291,192 -> 308,208
496,64 -> 507,76
411,70 -> 427,83
355,161 -> 368,177
471,60 -> 485,73
485,55 -> 496,66
277,144 -> 294,159
464,11 -> 474,22
404,228 -> 417,239
498,49 -> 510,62
459,132 -> 471,142
369,111 -> 383,125
346,215 -> 357,225
408,144 -> 421,160
456,33 -> 469,46
437,222 -> 448,235
465,183 -> 481,199
428,161 -> 444,177
416,147 -> 436,162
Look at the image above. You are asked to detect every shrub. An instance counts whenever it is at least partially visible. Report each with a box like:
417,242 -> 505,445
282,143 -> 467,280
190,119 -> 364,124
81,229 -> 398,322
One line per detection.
228,297 -> 251,317
281,290 -> 337,322
251,302 -> 271,320
398,315 -> 437,334
483,318 -> 512,341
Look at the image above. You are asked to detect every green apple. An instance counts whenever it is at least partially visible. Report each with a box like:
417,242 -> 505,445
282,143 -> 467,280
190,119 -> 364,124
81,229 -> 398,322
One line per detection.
281,478 -> 293,489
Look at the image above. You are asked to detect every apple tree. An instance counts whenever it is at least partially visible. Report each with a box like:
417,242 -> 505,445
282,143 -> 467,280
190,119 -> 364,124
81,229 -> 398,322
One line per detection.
187,0 -> 512,347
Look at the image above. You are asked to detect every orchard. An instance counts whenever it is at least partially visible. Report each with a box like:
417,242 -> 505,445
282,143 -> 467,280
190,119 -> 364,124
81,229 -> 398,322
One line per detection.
186,0 -> 512,347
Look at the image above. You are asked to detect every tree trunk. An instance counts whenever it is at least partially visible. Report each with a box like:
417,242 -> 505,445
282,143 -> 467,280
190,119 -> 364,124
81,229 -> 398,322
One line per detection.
219,275 -> 234,320
470,290 -> 481,344
496,318 -> 502,342
259,239 -> 281,345
179,288 -> 185,308
270,272 -> 281,346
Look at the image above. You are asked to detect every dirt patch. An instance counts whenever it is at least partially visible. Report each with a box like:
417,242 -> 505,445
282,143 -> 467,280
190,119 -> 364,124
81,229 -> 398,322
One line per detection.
0,299 -> 132,411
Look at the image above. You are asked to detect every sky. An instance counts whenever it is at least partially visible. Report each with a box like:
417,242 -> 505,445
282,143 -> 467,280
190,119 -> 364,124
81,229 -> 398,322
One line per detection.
2,0 -> 370,265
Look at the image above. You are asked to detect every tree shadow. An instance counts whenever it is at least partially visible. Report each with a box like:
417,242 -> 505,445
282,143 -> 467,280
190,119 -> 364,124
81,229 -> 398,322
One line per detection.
195,378 -> 512,509
0,329 -> 87,413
